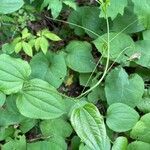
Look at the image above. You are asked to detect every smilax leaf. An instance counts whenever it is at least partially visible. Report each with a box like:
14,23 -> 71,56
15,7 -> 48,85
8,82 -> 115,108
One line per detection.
0,91 -> 6,107
127,141 -> 150,150
100,0 -> 128,20
16,79 -> 66,119
130,113 -> 150,143
40,117 -> 73,138
30,51 -> 67,88
106,103 -> 139,132
112,136 -> 128,150
0,0 -> 24,14
105,67 -> 144,107
93,33 -> 135,63
0,54 -> 31,94
71,103 -> 110,150
65,41 -> 95,73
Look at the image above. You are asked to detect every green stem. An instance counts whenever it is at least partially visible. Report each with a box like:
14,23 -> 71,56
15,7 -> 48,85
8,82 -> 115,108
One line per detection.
77,14 -> 110,98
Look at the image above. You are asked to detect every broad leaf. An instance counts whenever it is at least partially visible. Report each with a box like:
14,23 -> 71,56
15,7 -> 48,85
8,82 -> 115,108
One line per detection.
30,51 -> 67,88
133,40 -> 150,68
127,141 -> 150,150
0,109 -> 25,127
137,98 -> 150,113
0,126 -> 14,141
42,0 -> 62,18
100,0 -> 128,20
0,54 -> 31,94
63,0 -> 77,10
112,136 -> 128,150
130,113 -> 150,143
42,29 -> 62,41
71,136 -> 80,150
71,103 -> 110,150
65,41 -> 95,73
0,0 -> 24,14
105,67 -> 144,107
143,30 -> 150,40
68,6 -> 106,38
93,33 -> 135,63
132,0 -> 150,29
112,5 -> 144,33
22,42 -> 33,57
40,37 -> 49,54
0,91 -> 6,107
27,136 -> 67,150
40,117 -> 73,138
16,79 -> 66,119
106,103 -> 139,132
1,134 -> 26,150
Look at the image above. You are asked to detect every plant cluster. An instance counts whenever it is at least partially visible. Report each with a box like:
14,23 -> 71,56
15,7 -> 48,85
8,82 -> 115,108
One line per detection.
0,0 -> 150,150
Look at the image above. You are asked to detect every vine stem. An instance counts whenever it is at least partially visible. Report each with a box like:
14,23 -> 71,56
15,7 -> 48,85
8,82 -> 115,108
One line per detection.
77,13 -> 110,98
44,15 -> 106,43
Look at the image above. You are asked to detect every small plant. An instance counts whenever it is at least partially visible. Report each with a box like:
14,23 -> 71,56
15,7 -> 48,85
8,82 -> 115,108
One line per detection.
10,28 -> 62,56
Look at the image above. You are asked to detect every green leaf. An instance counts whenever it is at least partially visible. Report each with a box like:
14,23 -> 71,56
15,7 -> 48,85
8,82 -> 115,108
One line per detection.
133,40 -> 150,68
63,0 -> 77,10
0,0 -> 24,14
127,141 -> 150,150
19,119 -> 37,134
79,143 -> 91,150
71,103 -> 110,150
27,136 -> 67,150
137,98 -> 150,113
112,137 -> 128,150
71,136 -> 80,150
40,37 -> 49,54
22,42 -> 33,57
40,117 -> 73,138
132,0 -> 150,29
21,28 -> 31,39
42,29 -> 62,41
0,109 -> 24,127
0,54 -> 31,94
93,33 -> 135,63
130,113 -> 150,143
0,95 -> 26,127
16,79 -> 66,119
2,43 -> 15,54
68,6 -> 106,38
0,126 -> 14,141
143,30 -> 150,40
100,0 -> 128,20
105,67 -> 144,107
0,91 -> 6,107
30,51 -> 67,88
112,5 -> 145,33
35,37 -> 41,51
65,41 -> 95,73
79,73 -> 92,87
106,103 -> 139,132
15,42 -> 22,53
1,134 -> 26,150
43,0 -> 62,18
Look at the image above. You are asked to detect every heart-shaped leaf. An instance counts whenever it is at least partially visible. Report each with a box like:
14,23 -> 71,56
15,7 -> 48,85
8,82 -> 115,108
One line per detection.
16,79 -> 66,119
30,51 -> 67,88
71,103 -> 110,150
130,113 -> 150,143
0,0 -> 24,14
65,41 -> 95,73
106,103 -> 139,132
105,67 -> 144,107
0,54 -> 31,94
